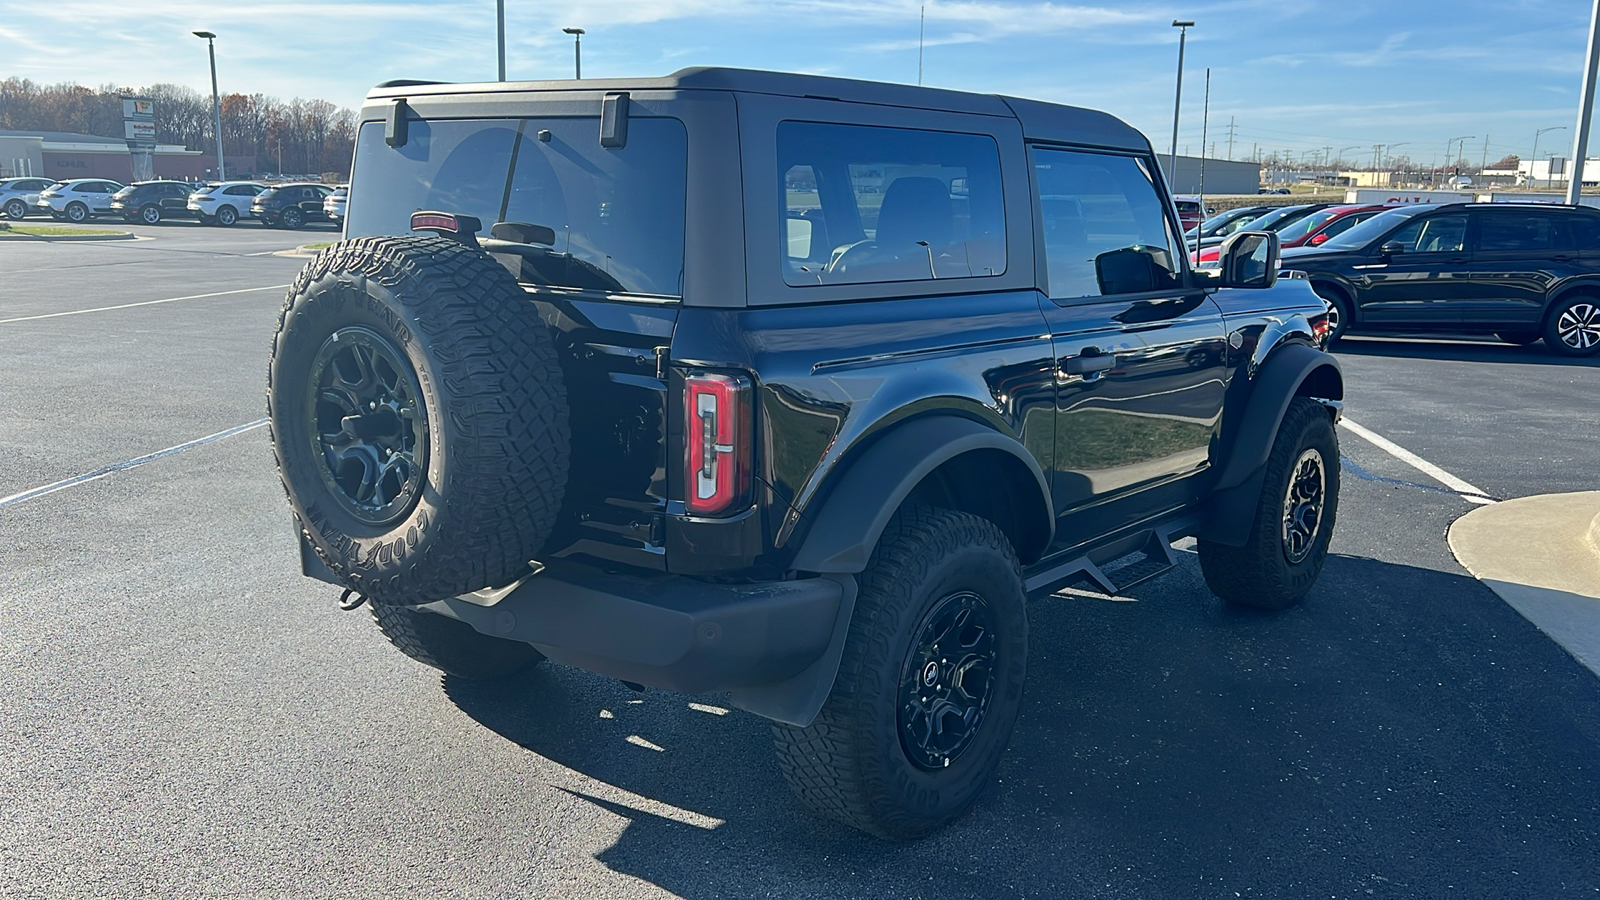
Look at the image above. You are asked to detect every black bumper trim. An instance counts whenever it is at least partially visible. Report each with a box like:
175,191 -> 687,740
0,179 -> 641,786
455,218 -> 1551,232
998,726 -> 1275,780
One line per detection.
420,561 -> 845,696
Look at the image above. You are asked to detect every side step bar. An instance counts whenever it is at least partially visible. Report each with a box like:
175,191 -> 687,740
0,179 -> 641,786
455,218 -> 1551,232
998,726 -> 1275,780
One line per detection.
1023,517 -> 1196,599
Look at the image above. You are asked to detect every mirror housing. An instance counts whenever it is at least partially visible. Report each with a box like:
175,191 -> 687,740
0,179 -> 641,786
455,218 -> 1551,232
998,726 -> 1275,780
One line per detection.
1216,230 -> 1279,289
1309,232 -> 1329,246
1379,241 -> 1406,257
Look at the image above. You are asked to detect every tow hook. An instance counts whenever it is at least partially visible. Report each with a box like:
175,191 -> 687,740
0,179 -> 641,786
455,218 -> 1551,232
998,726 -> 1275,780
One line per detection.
337,588 -> 369,611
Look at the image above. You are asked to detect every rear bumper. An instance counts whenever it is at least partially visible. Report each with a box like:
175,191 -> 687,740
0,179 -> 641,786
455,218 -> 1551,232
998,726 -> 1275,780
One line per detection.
418,561 -> 846,696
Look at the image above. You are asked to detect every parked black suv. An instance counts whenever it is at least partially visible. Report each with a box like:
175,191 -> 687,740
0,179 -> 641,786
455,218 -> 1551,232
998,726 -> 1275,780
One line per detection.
252,182 -> 334,228
1288,202 -> 1600,355
267,68 -> 1344,840
110,180 -> 200,225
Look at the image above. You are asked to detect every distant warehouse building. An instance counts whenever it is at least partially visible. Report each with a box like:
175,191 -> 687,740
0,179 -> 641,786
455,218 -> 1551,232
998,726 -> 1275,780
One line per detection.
0,129 -> 252,182
1159,155 -> 1261,195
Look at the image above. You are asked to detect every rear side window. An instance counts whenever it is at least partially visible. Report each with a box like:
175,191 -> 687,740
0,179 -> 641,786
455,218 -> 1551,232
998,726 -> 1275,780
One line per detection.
347,116 -> 687,297
778,121 -> 1006,286
1474,210 -> 1565,252
1032,147 -> 1181,300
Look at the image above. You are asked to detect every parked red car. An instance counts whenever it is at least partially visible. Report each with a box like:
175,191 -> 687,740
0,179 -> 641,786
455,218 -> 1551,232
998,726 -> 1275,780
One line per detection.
1172,195 -> 1211,231
1193,204 -> 1397,264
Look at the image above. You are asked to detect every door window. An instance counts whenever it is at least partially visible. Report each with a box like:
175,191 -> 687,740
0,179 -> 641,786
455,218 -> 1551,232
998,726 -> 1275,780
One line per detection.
1387,214 -> 1466,253
777,121 -> 1006,286
1473,211 -> 1564,252
1032,147 -> 1182,300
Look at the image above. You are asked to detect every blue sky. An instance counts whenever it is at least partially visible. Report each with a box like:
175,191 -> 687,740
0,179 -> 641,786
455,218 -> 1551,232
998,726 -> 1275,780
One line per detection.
2,0 -> 1597,167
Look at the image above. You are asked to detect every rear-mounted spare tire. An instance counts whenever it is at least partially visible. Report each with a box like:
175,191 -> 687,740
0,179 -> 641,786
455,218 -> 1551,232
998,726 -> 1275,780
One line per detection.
268,234 -> 570,605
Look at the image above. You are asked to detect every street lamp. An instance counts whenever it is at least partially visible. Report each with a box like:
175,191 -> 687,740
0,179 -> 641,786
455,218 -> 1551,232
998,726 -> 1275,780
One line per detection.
563,27 -> 585,79
1336,145 -> 1361,167
192,31 -> 224,180
1532,126 -> 1566,189
1168,20 -> 1193,186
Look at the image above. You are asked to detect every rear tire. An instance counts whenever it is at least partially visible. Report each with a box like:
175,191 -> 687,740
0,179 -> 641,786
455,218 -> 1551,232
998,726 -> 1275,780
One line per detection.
771,506 -> 1028,841
1198,397 -> 1339,610
281,207 -> 304,229
65,202 -> 87,223
1543,294 -> 1600,357
371,604 -> 545,679
1311,283 -> 1351,341
140,204 -> 162,225
217,205 -> 238,226
268,235 -> 570,606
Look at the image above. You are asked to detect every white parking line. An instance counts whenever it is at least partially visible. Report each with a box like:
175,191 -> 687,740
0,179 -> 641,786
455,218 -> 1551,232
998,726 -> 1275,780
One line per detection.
1340,418 -> 1497,505
0,419 -> 268,509
0,284 -> 288,325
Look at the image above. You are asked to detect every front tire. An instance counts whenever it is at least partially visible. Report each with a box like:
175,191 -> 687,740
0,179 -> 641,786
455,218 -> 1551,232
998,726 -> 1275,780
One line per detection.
371,604 -> 545,679
1198,397 -> 1339,610
1544,294 -> 1600,356
65,202 -> 88,223
772,506 -> 1028,841
3,199 -> 26,220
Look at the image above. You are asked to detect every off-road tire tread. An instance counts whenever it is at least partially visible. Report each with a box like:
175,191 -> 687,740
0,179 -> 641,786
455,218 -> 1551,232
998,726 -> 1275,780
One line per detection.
370,603 -> 545,679
1198,397 -> 1339,609
268,234 -> 570,605
770,505 -> 1026,840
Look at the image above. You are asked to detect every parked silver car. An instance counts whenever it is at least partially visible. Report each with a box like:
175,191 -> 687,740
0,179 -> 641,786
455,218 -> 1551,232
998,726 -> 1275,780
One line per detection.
35,178 -> 123,221
0,177 -> 55,220
322,185 -> 347,226
188,181 -> 267,226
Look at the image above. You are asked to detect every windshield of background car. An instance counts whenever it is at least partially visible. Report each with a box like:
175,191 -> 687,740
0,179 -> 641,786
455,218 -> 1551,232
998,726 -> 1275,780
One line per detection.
347,116 -> 688,298
1274,209 -> 1342,242
1235,207 -> 1301,231
1316,206 -> 1428,252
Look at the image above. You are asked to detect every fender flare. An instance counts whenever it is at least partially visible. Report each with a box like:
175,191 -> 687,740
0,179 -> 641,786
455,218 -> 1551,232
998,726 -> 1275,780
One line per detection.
1199,342 -> 1343,547
789,415 -> 1054,574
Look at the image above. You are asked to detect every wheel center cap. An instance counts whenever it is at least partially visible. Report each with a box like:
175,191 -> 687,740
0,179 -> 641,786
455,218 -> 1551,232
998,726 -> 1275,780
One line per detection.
922,661 -> 940,688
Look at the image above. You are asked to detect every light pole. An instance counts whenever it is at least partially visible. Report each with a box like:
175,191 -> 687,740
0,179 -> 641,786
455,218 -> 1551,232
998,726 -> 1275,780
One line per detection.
1445,135 -> 1474,185
192,31 -> 224,180
1568,0 -> 1600,203
563,27 -> 585,79
497,0 -> 506,80
1168,20 -> 1193,187
1532,126 -> 1566,188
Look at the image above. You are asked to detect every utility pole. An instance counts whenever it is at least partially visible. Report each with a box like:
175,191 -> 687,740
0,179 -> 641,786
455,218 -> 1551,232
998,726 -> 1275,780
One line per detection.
1226,116 -> 1236,159
1169,20 -> 1194,185
1568,0 -> 1600,203
496,0 -> 506,81
918,5 -> 925,85
1198,68 -> 1210,208
1372,144 -> 1382,170
1481,135 -> 1489,173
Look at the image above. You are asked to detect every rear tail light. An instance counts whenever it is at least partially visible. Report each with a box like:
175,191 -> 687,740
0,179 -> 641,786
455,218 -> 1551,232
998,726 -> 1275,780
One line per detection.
684,372 -> 751,516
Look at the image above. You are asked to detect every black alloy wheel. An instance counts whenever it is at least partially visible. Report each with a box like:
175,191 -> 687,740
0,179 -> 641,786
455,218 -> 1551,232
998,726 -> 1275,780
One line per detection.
1280,448 -> 1327,565
65,202 -> 87,223
281,206 -> 304,229
1312,284 -> 1350,340
1545,295 -> 1600,357
140,204 -> 162,225
217,205 -> 238,226
898,590 -> 997,770
3,199 -> 26,220
307,326 -> 430,527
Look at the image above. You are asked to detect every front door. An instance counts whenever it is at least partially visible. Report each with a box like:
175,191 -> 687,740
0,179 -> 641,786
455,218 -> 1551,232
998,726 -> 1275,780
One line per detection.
1030,146 -> 1228,549
1354,210 -> 1470,329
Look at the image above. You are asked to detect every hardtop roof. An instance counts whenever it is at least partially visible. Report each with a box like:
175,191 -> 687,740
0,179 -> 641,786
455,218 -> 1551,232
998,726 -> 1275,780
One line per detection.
367,66 -> 1150,153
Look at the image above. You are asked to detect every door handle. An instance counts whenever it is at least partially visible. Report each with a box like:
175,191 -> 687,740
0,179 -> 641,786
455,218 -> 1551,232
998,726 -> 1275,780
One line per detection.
1064,352 -> 1117,376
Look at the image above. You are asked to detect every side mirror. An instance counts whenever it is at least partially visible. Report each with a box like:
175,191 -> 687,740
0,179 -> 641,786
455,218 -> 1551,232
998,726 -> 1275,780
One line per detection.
1217,230 -> 1279,289
1379,241 -> 1406,257
1309,232 -> 1329,246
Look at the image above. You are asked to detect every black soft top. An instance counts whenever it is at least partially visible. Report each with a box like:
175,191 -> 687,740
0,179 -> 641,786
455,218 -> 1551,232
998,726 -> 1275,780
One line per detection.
367,66 -> 1150,153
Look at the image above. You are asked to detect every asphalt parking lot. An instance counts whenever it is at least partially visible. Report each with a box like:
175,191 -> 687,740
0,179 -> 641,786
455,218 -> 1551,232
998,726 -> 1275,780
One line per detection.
2,224 -> 1597,898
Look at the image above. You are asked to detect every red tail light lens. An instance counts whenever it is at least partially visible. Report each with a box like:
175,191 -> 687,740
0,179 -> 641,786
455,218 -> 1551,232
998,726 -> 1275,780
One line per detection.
684,372 -> 751,516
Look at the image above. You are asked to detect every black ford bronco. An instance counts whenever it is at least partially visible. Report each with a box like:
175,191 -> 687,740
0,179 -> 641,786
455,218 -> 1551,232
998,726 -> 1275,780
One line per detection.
268,68 -> 1343,840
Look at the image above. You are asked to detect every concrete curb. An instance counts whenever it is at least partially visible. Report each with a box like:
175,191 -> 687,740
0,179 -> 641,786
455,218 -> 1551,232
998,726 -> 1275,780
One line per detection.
1449,492 -> 1600,678
0,230 -> 136,241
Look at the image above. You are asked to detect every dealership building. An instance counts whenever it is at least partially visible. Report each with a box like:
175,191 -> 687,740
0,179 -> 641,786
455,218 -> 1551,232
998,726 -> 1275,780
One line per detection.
0,129 -> 253,182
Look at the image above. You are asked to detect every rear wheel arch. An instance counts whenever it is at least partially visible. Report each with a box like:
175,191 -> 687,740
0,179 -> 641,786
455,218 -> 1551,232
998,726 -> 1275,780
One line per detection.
900,446 -> 1053,564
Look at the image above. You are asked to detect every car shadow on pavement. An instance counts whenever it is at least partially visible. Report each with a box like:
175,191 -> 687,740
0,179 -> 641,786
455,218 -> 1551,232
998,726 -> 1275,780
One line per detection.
1333,335 -> 1600,367
444,552 -> 1600,899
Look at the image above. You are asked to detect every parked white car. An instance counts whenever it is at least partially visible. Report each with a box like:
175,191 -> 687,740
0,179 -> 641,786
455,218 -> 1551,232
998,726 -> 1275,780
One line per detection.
0,177 -> 55,220
35,178 -> 123,222
189,181 -> 268,226
322,185 -> 347,226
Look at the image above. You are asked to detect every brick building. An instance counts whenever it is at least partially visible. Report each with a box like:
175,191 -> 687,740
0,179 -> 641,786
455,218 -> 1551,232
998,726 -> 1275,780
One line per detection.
0,129 -> 253,182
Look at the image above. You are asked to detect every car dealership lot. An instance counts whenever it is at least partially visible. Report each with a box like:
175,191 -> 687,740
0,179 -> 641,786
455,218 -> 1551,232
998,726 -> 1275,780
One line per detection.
2,227 -> 1597,897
